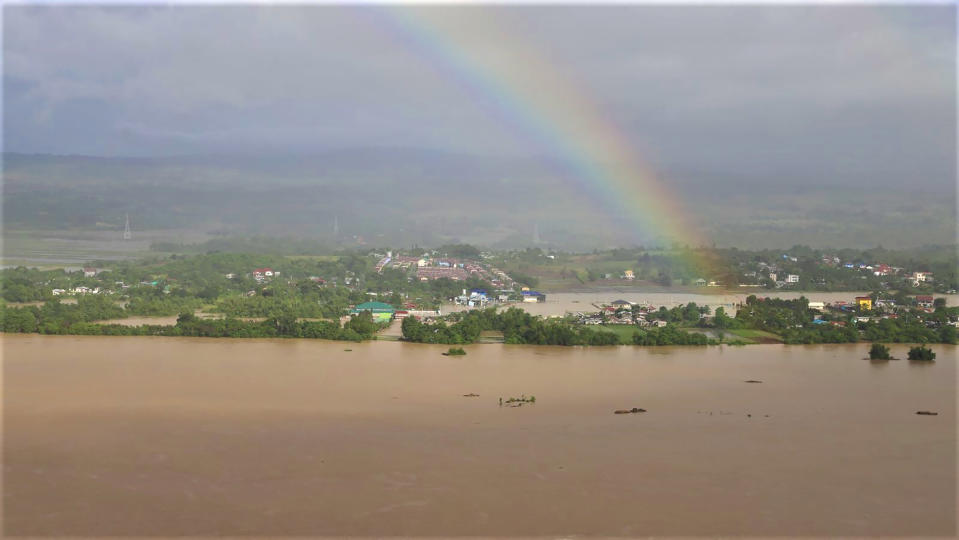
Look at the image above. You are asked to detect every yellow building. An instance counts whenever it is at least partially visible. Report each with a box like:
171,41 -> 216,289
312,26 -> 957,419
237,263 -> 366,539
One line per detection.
855,296 -> 872,311
623,270 -> 635,280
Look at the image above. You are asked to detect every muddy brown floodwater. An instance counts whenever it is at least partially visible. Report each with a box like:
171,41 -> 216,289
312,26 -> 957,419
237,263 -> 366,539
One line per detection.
3,335 -> 955,536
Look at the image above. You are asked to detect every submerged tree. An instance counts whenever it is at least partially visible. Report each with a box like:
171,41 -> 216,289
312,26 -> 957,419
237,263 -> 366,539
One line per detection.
907,345 -> 936,361
868,343 -> 891,360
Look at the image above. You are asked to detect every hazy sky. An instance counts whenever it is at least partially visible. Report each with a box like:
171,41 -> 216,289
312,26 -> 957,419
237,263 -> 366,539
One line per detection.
4,5 -> 955,188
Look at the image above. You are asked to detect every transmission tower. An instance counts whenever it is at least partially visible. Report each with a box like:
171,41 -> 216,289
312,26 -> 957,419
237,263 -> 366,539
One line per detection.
123,213 -> 132,240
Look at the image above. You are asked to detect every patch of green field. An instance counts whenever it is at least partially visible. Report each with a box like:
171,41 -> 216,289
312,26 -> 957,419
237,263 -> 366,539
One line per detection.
599,324 -> 639,342
724,328 -> 783,344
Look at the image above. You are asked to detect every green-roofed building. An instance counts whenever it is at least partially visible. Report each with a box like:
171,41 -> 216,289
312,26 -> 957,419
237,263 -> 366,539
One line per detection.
350,301 -> 396,322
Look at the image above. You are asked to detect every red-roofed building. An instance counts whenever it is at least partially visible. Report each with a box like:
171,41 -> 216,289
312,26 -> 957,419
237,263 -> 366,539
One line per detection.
253,268 -> 274,281
916,295 -> 934,308
873,264 -> 890,276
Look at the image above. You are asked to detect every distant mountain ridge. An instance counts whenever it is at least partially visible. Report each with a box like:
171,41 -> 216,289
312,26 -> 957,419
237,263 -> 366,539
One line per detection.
3,151 -> 954,250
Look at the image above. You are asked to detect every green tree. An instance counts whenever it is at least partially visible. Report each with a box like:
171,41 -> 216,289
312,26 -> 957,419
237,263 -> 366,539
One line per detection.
869,343 -> 891,360
907,345 -> 936,361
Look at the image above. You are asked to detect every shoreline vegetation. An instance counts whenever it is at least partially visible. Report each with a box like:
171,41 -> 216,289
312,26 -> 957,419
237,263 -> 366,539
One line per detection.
2,298 -> 956,347
1,244 -> 956,347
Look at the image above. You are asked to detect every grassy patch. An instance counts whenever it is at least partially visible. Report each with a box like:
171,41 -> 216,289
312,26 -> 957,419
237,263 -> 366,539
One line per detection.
724,328 -> 783,344
599,324 -> 638,342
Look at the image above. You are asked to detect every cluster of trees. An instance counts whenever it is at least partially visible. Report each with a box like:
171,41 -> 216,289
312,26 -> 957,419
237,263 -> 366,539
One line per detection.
869,343 -> 892,360
631,325 -> 712,346
860,316 -> 956,345
1,303 -> 375,342
779,324 -> 860,345
735,296 -> 814,333
401,308 -> 619,345
907,345 -> 936,361
401,307 -> 710,346
169,312 -> 373,341
125,295 -> 205,316
2,296 -> 126,334
647,302 -> 711,326
1,267 -> 50,302
867,343 -> 939,361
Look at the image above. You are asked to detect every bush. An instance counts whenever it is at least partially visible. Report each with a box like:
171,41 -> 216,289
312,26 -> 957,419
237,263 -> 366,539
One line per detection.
907,345 -> 936,361
868,343 -> 891,360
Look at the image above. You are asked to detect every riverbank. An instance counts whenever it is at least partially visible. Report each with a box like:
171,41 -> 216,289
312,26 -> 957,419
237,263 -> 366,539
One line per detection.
4,335 -> 954,536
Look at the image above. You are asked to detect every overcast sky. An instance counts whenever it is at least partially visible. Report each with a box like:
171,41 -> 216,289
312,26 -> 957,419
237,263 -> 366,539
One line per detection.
4,5 -> 955,188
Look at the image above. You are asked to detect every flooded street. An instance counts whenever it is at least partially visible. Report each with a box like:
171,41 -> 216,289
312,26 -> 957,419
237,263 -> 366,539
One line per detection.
3,335 -> 955,536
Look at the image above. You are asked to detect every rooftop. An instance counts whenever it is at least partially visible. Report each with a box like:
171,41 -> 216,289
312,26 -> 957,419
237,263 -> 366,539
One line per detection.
352,301 -> 395,313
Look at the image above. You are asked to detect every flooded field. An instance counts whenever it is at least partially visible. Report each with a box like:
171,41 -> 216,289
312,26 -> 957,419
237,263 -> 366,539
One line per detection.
3,335 -> 955,536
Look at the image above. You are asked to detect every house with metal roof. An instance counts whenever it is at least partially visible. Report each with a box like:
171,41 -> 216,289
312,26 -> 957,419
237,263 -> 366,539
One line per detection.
350,301 -> 396,322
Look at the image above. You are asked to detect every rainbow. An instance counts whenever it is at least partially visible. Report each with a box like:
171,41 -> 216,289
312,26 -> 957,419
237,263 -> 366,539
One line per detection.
366,6 -> 715,273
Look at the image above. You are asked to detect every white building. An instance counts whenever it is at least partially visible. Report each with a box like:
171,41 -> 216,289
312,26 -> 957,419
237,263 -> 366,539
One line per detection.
786,274 -> 800,283
907,271 -> 933,287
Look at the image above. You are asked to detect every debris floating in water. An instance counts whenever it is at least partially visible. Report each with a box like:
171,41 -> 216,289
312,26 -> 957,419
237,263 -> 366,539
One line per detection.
501,395 -> 535,407
916,411 -> 938,416
614,407 -> 647,415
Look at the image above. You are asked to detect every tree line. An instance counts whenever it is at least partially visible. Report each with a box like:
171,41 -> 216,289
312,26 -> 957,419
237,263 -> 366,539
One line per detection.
401,307 -> 712,346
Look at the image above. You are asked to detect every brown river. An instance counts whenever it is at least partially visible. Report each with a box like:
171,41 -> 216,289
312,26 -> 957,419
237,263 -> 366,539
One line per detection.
3,335 -> 955,536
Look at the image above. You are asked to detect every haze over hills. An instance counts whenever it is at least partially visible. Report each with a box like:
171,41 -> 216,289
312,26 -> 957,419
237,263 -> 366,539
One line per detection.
4,150 -> 954,251
4,6 -> 955,252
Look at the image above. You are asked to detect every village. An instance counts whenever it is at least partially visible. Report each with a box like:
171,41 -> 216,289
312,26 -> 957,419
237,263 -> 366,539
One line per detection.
4,245 -> 955,345
733,253 -> 938,289
21,243 -> 951,303
566,293 -> 957,330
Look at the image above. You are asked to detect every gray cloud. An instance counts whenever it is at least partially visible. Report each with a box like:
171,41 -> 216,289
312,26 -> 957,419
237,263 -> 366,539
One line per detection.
4,5 -> 955,188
